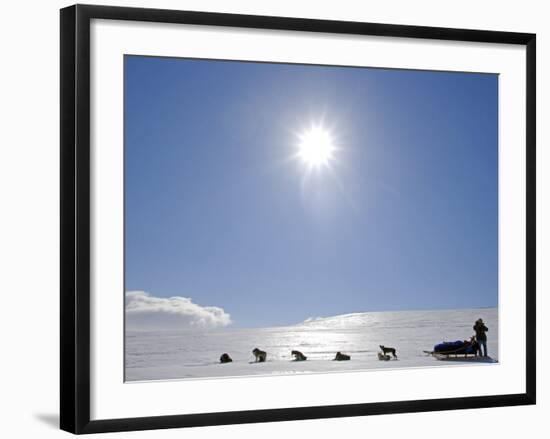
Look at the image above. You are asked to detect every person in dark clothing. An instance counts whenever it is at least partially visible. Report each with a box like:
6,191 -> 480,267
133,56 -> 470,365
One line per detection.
473,318 -> 489,356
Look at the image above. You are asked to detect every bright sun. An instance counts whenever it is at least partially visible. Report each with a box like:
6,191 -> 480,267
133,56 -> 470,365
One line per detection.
297,126 -> 335,168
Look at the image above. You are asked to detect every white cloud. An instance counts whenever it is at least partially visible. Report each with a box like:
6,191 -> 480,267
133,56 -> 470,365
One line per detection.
125,291 -> 232,330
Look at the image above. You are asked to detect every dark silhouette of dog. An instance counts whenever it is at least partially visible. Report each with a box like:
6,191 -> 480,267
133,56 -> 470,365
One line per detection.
219,353 -> 232,363
252,348 -> 267,362
379,345 -> 397,358
334,351 -> 351,361
291,350 -> 307,361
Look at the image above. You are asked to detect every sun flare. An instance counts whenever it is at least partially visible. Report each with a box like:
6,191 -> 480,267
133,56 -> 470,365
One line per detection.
297,126 -> 335,168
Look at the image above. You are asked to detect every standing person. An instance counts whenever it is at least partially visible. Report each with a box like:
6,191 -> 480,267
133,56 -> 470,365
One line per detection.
473,318 -> 489,357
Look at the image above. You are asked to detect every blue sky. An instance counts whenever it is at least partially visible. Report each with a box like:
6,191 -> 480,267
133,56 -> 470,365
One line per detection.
125,56 -> 498,328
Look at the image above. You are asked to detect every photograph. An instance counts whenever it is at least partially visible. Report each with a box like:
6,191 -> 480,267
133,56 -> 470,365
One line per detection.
124,55 -> 499,382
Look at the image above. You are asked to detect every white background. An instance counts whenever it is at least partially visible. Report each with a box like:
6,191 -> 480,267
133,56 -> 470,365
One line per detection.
0,0 -> 547,437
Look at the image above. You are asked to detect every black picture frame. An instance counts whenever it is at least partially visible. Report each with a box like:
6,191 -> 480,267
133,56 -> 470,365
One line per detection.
60,4 -> 536,434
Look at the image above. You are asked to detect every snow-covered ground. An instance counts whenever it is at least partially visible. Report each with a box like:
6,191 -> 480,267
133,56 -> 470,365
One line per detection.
125,307 -> 498,382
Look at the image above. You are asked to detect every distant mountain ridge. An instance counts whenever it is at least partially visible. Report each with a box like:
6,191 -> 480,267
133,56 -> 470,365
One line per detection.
296,307 -> 498,329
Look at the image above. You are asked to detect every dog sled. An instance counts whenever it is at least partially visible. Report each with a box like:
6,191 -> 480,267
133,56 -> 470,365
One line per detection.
423,340 -> 493,362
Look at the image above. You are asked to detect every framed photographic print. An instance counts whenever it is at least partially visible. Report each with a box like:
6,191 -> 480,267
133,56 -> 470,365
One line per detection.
60,4 -> 536,434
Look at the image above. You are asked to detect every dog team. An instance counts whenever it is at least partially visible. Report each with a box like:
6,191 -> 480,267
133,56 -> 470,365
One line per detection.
219,345 -> 398,364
